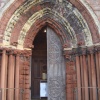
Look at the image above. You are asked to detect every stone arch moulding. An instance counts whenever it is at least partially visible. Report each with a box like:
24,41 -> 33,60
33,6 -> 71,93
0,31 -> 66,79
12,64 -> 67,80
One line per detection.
23,18 -> 68,49
0,0 -> 100,50
16,5 -> 91,50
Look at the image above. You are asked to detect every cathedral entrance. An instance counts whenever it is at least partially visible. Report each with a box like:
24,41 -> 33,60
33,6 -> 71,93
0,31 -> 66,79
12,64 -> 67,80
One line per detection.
31,27 -> 66,100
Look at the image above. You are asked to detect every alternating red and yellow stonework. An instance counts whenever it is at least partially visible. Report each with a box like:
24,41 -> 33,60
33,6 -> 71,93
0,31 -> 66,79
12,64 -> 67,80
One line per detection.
0,0 -> 100,100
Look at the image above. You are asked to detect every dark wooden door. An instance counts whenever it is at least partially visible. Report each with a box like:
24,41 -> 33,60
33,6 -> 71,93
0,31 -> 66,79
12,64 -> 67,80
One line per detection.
31,57 -> 47,98
31,27 -> 47,99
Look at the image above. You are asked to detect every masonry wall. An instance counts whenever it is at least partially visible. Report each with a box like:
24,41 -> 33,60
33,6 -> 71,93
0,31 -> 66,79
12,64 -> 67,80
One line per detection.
86,0 -> 100,21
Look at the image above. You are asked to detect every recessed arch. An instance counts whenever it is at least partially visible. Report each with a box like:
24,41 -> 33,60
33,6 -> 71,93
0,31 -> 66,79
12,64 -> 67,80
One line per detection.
16,6 -> 93,49
23,18 -> 70,49
0,0 -> 99,49
0,1 -> 100,100
17,8 -> 78,49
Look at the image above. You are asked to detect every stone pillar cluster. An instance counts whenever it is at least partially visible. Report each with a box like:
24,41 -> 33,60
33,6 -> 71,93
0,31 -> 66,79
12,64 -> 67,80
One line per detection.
0,49 -> 19,100
0,49 -> 31,100
65,45 -> 100,100
0,45 -> 99,100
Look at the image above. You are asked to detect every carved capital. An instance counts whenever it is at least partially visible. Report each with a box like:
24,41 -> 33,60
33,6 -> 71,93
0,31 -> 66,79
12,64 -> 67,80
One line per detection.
81,47 -> 87,55
21,50 -> 32,57
65,45 -> 100,57
94,45 -> 100,53
87,46 -> 94,54
64,49 -> 75,62
64,49 -> 71,57
0,46 -> 32,57
72,46 -> 97,55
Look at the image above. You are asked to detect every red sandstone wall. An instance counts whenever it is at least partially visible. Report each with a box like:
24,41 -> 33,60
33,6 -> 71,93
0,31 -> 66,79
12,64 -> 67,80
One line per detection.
86,0 -> 100,21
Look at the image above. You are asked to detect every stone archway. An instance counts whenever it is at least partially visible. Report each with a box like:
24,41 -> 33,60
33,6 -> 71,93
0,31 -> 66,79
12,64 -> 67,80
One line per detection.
31,26 -> 47,100
0,0 -> 99,49
0,1 -> 100,100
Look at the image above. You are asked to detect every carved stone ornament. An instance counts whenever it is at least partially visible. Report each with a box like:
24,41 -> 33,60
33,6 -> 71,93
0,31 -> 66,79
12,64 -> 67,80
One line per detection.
47,27 -> 66,100
0,47 -> 32,57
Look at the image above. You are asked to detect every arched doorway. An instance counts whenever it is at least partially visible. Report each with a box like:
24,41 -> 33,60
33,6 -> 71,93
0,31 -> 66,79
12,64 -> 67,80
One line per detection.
31,27 -> 66,100
31,26 -> 47,100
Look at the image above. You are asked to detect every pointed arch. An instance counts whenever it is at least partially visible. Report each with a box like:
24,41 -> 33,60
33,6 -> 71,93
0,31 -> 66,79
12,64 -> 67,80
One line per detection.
0,0 -> 99,49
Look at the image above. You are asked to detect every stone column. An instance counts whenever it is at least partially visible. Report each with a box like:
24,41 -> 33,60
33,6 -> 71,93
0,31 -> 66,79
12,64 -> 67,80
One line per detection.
96,51 -> 100,100
4,53 -> 8,100
76,55 -> 81,100
15,54 -> 20,100
98,51 -> 100,100
94,46 -> 100,100
83,55 -> 89,100
0,50 -> 8,100
80,55 -> 85,100
98,52 -> 100,100
90,53 -> 97,100
87,54 -> 93,100
8,53 -> 15,100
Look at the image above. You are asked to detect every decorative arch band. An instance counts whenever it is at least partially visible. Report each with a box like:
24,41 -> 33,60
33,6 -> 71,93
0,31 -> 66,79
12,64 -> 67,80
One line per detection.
1,0 -> 100,49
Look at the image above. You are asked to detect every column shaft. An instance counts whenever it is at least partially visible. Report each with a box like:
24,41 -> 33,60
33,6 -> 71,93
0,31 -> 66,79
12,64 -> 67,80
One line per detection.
98,52 -> 100,100
90,53 -> 97,100
83,55 -> 89,100
80,56 -> 85,100
87,55 -> 93,100
8,54 -> 15,100
95,52 -> 100,100
0,50 -> 8,100
76,56 -> 81,100
15,55 -> 20,100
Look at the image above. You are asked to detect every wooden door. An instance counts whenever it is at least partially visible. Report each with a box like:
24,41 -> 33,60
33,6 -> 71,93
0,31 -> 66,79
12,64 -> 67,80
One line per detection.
31,57 -> 47,99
